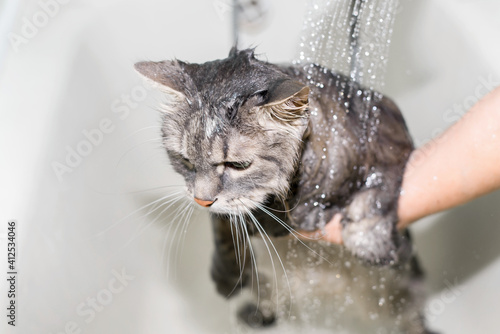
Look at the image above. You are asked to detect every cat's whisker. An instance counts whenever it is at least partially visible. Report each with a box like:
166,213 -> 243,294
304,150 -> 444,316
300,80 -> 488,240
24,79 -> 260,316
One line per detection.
229,212 -> 245,289
104,196 -> 187,263
131,195 -> 189,250
138,195 -> 187,233
92,191 -> 184,238
223,211 -> 257,299
154,197 -> 193,278
254,199 -> 300,214
172,202 -> 196,279
158,198 -> 194,278
250,199 -> 321,240
245,212 -> 276,313
127,194 -> 188,259
246,208 -> 292,318
114,138 -> 164,171
90,184 -> 184,196
240,213 -> 260,303
279,197 -> 302,215
137,151 -> 170,171
230,213 -> 244,276
167,219 -> 180,278
124,184 -> 185,194
237,210 -> 251,290
160,211 -> 178,278
228,213 -> 242,291
229,214 -> 238,265
251,200 -> 333,266
142,194 -> 186,220
122,125 -> 164,141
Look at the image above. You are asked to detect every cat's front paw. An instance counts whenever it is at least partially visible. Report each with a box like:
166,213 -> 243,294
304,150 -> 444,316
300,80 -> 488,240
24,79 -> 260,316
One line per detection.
210,257 -> 249,298
238,302 -> 276,328
341,216 -> 412,265
211,273 -> 247,298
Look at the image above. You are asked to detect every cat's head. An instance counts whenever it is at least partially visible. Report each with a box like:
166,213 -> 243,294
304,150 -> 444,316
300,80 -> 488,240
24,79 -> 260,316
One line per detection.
135,48 -> 309,214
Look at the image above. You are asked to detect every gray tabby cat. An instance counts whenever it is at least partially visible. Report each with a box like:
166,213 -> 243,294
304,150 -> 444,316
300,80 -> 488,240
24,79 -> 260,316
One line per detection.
135,48 -> 434,333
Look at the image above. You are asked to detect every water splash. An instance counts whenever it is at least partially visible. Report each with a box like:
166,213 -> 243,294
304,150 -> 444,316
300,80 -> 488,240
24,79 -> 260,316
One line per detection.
274,1 -> 414,333
295,0 -> 400,91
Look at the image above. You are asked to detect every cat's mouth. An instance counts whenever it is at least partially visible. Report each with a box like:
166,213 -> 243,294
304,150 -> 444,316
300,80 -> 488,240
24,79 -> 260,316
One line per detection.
192,195 -> 262,215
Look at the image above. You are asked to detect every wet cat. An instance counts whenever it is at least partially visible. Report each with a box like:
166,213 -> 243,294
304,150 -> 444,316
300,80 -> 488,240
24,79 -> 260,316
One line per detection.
135,48 -> 434,333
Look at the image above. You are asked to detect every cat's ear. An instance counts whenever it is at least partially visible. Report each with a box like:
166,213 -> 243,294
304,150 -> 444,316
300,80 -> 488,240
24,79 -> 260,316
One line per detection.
261,80 -> 310,120
256,80 -> 310,139
228,46 -> 238,57
134,60 -> 189,109
263,80 -> 309,107
229,47 -> 256,60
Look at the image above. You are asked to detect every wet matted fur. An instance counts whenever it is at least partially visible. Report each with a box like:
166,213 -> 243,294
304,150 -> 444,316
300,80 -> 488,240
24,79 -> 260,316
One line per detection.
135,48 -> 435,333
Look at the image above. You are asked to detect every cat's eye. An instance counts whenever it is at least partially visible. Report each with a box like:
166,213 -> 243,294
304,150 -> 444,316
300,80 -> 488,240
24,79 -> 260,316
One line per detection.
181,157 -> 194,170
251,89 -> 268,105
225,161 -> 251,170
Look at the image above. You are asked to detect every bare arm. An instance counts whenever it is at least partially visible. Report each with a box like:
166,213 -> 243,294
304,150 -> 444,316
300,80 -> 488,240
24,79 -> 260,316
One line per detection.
300,86 -> 500,243
397,85 -> 500,228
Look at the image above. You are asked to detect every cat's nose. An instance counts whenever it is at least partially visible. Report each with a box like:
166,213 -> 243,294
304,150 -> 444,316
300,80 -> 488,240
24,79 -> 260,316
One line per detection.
194,197 -> 216,207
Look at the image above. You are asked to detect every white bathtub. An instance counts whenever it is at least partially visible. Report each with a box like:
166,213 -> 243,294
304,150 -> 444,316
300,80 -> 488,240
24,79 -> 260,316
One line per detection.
1,0 -> 500,333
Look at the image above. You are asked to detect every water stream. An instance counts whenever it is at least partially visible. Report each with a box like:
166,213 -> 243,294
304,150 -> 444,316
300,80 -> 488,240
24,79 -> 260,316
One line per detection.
296,0 -> 400,91
231,1 -> 413,333
278,1 -> 409,333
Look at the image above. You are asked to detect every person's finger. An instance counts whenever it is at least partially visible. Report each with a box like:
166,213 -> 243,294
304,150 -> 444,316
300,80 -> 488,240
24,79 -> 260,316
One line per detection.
294,213 -> 343,244
322,213 -> 343,244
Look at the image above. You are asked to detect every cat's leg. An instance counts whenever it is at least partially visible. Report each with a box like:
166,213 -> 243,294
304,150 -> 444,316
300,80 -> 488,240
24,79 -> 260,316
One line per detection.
211,215 -> 277,327
210,215 -> 251,297
236,237 -> 279,328
397,258 -> 439,334
341,187 -> 412,265
237,273 -> 276,328
400,313 -> 439,334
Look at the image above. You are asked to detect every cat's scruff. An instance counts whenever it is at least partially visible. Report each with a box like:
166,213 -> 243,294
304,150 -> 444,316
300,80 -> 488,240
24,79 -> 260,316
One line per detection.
135,48 -> 431,332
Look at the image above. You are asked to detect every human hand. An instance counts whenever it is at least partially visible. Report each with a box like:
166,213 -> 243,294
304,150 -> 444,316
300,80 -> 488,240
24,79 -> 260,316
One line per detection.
296,85 -> 500,245
296,213 -> 344,244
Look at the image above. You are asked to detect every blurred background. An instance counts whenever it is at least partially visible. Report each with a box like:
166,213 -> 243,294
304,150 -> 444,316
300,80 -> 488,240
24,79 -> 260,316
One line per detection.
1,0 -> 500,333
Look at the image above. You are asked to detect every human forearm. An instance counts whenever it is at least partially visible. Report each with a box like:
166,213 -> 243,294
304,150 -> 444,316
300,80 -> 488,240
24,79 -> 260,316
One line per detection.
397,86 -> 500,228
